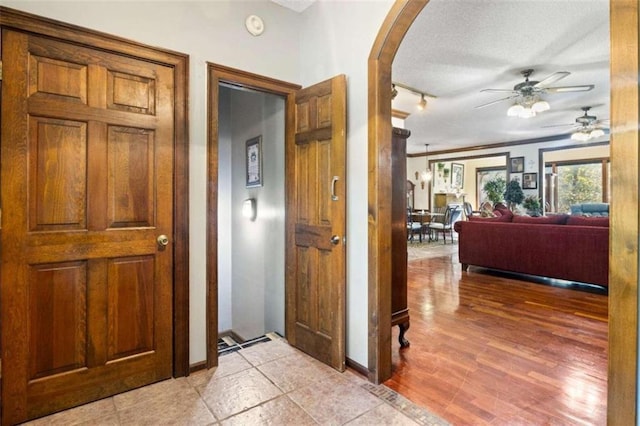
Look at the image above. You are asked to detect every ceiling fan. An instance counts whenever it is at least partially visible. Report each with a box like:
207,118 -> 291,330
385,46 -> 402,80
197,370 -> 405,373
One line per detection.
543,106 -> 609,141
475,69 -> 595,111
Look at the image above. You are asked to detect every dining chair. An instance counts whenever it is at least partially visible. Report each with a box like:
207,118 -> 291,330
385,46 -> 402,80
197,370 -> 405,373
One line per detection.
427,205 -> 462,244
406,209 -> 423,242
463,201 -> 481,219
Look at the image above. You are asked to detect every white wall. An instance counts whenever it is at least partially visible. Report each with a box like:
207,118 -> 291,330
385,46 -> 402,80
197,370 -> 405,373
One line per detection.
298,0 -> 394,366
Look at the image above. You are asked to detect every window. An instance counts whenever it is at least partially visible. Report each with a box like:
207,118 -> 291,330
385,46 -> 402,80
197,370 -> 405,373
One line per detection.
547,159 -> 609,213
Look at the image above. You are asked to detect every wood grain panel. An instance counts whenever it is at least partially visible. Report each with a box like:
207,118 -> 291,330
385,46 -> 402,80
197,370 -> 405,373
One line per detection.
608,1 -> 639,424
107,126 -> 154,228
288,76 -> 346,372
296,142 -> 316,223
107,256 -> 155,361
28,117 -> 87,231
296,101 -> 310,133
295,247 -> 312,328
107,70 -> 155,115
28,261 -> 88,380
294,224 -> 333,251
317,250 -> 333,336
28,55 -> 87,103
317,94 -> 331,128
318,139 -> 331,225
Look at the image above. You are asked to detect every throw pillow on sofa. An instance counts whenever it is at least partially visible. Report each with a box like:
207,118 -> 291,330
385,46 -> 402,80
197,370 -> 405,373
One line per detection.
480,206 -> 496,217
469,210 -> 513,222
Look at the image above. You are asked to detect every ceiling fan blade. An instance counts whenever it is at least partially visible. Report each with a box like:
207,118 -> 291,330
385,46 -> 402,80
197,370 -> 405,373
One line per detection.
545,84 -> 595,93
474,95 -> 518,109
541,123 -> 576,128
480,88 -> 517,93
534,71 -> 570,88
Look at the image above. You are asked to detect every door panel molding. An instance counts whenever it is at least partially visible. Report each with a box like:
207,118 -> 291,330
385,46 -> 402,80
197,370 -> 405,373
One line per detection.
0,7 -> 189,423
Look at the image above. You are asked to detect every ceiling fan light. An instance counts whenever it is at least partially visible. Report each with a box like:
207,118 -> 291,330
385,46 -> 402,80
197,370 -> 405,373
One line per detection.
421,169 -> 433,182
518,107 -> 536,118
507,104 -> 524,117
532,100 -> 550,113
590,128 -> 605,138
571,131 -> 590,142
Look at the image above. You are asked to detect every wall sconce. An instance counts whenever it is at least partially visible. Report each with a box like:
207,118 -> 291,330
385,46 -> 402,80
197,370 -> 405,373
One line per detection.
242,198 -> 257,221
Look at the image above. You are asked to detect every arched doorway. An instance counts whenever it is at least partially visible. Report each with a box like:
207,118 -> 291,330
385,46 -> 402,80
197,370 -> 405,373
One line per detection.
367,1 -> 638,423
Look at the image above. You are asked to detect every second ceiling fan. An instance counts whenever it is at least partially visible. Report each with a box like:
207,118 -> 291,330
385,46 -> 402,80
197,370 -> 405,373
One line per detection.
475,69 -> 595,117
543,106 -> 609,141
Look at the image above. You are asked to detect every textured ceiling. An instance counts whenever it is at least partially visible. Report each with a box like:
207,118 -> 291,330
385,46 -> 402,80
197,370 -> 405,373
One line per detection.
392,0 -> 610,154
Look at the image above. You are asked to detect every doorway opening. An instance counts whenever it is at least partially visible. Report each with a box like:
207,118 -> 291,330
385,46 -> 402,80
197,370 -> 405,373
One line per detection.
368,0 -> 637,422
217,84 -> 286,347
206,63 -> 300,368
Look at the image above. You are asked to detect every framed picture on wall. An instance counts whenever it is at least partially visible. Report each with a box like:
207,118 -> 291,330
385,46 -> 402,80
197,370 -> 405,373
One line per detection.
246,135 -> 263,188
510,156 -> 524,173
523,172 -> 538,189
451,163 -> 464,189
476,167 -> 507,208
511,173 -> 522,186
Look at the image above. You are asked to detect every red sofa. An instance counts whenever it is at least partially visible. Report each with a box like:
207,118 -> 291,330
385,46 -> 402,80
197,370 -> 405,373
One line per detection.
453,212 -> 609,287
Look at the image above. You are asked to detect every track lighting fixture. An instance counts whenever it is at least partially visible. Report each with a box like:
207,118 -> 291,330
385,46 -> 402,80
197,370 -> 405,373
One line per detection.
417,94 -> 427,110
391,81 -> 437,111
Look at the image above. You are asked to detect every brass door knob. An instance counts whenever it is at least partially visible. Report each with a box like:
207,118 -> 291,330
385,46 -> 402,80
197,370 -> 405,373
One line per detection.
157,235 -> 169,247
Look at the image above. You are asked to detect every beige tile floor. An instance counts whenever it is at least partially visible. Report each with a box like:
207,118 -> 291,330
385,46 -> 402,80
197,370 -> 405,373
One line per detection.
23,336 -> 448,425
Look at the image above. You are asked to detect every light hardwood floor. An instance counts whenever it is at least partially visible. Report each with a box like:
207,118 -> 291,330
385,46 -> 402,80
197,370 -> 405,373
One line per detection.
386,242 -> 608,425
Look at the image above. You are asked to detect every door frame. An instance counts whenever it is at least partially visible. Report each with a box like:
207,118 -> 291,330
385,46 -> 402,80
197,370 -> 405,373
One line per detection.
367,1 -> 638,424
205,63 -> 300,368
0,7 -> 191,378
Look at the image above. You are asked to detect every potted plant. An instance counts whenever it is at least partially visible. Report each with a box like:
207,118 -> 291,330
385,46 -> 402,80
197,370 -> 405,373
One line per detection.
483,176 -> 506,206
523,195 -> 542,216
504,179 -> 524,211
443,168 -> 450,179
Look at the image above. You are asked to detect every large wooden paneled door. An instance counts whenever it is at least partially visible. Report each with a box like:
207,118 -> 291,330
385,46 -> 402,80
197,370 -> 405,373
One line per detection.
0,22 -> 182,424
286,75 -> 347,371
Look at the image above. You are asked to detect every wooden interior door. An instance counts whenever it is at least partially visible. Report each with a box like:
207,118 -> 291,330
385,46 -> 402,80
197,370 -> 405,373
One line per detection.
285,75 -> 347,371
1,29 -> 175,424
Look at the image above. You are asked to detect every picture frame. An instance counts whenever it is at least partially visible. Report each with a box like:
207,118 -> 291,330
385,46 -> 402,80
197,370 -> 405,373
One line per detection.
451,163 -> 464,189
476,167 -> 507,207
523,172 -> 538,189
246,136 -> 263,188
511,173 -> 522,186
510,156 -> 524,173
